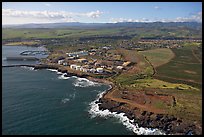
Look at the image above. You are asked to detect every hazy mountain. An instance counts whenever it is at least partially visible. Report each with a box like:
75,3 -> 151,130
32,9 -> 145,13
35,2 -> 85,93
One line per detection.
2,22 -> 202,30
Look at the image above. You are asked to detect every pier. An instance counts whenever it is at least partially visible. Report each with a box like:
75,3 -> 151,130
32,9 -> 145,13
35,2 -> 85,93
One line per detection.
20,50 -> 49,56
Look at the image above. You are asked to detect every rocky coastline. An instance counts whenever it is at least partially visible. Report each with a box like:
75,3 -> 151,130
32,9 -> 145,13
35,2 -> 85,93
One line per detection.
3,64 -> 202,135
96,95 -> 202,135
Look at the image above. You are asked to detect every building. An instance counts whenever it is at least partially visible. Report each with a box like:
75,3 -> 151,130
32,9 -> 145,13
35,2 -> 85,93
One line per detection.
75,65 -> 81,71
70,64 -> 77,69
58,60 -> 64,65
77,58 -> 88,63
94,62 -> 101,67
116,66 -> 124,70
96,68 -> 104,73
122,61 -> 131,67
89,68 -> 96,73
82,68 -> 88,72
63,62 -> 68,66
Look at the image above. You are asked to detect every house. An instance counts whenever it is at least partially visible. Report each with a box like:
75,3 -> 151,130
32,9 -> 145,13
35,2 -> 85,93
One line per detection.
75,65 -> 81,71
89,68 -> 96,73
58,60 -> 64,65
63,62 -> 68,66
80,67 -> 84,71
94,62 -> 101,67
116,66 -> 124,70
77,58 -> 88,63
96,68 -> 104,73
70,64 -> 77,69
122,61 -> 131,67
67,56 -> 76,60
82,68 -> 88,72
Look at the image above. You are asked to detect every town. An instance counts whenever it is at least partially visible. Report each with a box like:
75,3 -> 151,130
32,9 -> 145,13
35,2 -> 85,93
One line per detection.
39,38 -> 201,79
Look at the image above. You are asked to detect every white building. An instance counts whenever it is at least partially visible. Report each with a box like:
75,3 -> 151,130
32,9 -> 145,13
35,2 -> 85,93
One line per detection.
96,68 -> 104,73
116,66 -> 124,70
82,68 -> 88,72
76,65 -> 81,71
63,62 -> 68,66
80,67 -> 84,71
58,60 -> 64,65
70,64 -> 77,69
90,68 -> 96,73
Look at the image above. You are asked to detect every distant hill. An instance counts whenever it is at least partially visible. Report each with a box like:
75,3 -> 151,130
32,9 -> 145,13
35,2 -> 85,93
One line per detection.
2,22 -> 202,30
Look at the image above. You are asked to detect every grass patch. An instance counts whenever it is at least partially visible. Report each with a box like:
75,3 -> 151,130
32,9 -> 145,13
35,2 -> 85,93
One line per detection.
130,78 -> 199,90
140,48 -> 175,67
4,41 -> 39,46
155,46 -> 202,87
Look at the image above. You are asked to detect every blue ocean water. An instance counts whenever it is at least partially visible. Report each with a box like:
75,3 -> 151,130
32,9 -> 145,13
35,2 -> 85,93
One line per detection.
2,67 -> 135,135
2,46 -> 134,135
2,46 -> 164,135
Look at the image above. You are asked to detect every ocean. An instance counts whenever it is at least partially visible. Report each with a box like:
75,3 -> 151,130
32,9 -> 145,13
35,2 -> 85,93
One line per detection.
2,46 -> 164,135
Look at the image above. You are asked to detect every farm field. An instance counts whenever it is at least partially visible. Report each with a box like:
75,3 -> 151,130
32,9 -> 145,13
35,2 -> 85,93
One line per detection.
107,45 -> 202,125
139,48 -> 175,68
154,45 -> 202,88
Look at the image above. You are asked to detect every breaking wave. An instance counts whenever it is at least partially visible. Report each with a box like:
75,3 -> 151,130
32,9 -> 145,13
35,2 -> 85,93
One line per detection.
88,90 -> 166,135
58,73 -> 70,80
21,66 -> 35,71
61,92 -> 76,103
73,77 -> 101,87
61,98 -> 70,103
46,69 -> 70,80
47,69 -> 58,72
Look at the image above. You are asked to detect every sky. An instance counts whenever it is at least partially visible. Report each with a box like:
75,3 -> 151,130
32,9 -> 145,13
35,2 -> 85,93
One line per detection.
2,2 -> 202,25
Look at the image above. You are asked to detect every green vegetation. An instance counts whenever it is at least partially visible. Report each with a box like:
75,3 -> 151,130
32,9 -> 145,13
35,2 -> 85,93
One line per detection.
4,41 -> 39,46
2,23 -> 202,40
155,46 -> 202,87
139,48 -> 175,67
130,78 -> 199,90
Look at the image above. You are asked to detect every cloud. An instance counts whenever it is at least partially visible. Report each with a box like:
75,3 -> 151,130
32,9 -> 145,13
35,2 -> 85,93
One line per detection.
110,18 -> 152,23
110,12 -> 202,23
174,12 -> 202,22
2,9 -> 104,24
154,6 -> 160,10
86,10 -> 103,18
44,3 -> 51,7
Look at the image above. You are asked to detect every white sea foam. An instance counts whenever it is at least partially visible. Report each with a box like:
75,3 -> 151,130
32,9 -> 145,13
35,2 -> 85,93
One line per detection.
47,69 -> 58,72
61,98 -> 70,103
57,71 -> 63,75
88,90 -> 166,135
58,73 -> 70,80
21,66 -> 35,71
46,69 -> 69,80
61,92 -> 76,103
73,77 -> 101,87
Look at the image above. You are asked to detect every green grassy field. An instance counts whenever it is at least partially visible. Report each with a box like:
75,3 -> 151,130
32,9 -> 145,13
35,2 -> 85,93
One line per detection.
129,78 -> 199,90
2,28 -> 127,40
113,49 -> 154,87
2,25 -> 202,40
155,46 -> 202,87
139,48 -> 175,68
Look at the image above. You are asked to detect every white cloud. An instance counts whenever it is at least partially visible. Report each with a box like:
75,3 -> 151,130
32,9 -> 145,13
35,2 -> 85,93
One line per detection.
110,18 -> 152,23
173,12 -> 202,22
86,10 -> 103,18
110,11 -> 202,23
44,3 -> 51,7
2,9 -> 103,24
154,6 -> 160,9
